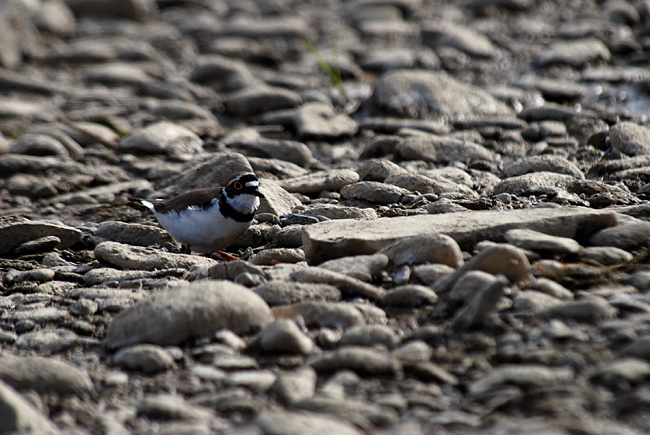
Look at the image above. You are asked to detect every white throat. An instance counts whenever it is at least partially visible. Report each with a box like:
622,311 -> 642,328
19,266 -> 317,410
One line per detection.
225,191 -> 260,214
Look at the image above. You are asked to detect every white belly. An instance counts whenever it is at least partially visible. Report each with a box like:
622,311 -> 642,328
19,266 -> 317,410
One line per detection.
154,206 -> 251,253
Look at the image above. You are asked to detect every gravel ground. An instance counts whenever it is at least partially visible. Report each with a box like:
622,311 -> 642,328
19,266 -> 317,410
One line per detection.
2,0 -> 650,434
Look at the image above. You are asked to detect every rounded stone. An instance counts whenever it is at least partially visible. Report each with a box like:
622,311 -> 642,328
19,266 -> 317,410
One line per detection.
106,280 -> 273,348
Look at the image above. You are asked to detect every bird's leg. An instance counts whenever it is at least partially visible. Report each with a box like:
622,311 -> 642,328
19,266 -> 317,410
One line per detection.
215,250 -> 239,261
181,244 -> 191,255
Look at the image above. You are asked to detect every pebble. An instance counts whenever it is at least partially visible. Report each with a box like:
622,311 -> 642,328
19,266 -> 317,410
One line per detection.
113,344 -> 175,374
580,246 -> 633,266
379,234 -> 463,268
0,380 -> 60,435
512,290 -> 564,312
536,297 -> 618,323
273,302 -> 366,329
609,122 -> 650,156
504,228 -> 582,254
278,169 -> 360,194
469,364 -> 574,398
502,155 -> 585,179
227,85 -> 302,116
137,394 -> 215,421
0,216 -> 82,255
119,121 -> 204,159
249,248 -> 306,265
0,354 -> 93,396
450,275 -> 508,331
374,69 -> 513,117
257,319 -> 314,355
106,280 -> 273,348
449,271 -> 498,304
318,254 -> 388,282
380,285 -> 438,307
592,358 -> 650,389
263,102 -> 358,140
225,370 -> 278,392
93,220 -> 177,250
94,241 -> 218,271
339,325 -> 400,349
589,220 -> 650,251
395,134 -> 495,164
529,278 -> 574,300
272,367 -> 318,405
290,267 -> 386,300
341,181 -> 411,205
253,280 -> 340,306
254,410 -> 362,435
310,346 -> 401,377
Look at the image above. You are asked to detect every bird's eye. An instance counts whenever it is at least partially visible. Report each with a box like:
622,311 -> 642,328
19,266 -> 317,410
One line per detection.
234,181 -> 243,190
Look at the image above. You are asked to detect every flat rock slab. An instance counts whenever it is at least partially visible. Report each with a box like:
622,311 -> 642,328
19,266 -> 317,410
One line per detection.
303,207 -> 618,264
0,216 -> 82,255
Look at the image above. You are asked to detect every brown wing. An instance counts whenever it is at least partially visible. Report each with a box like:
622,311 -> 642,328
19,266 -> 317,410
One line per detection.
152,188 -> 223,214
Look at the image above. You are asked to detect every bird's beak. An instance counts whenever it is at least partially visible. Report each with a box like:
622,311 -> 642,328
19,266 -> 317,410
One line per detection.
255,190 -> 266,199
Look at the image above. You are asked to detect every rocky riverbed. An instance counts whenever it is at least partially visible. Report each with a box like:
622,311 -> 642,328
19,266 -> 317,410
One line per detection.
2,0 -> 650,433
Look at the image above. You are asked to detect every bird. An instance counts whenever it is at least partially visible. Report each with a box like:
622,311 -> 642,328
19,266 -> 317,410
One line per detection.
137,172 -> 265,256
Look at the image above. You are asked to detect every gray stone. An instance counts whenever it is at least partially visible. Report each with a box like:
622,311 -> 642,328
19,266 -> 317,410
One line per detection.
278,169 -> 360,194
395,134 -> 495,164
374,70 -> 513,118
592,358 -> 650,388
502,155 -> 585,179
299,204 -> 378,220
379,285 -> 438,307
15,236 -> 61,254
411,264 -> 455,286
339,325 -> 400,348
119,121 -> 203,159
290,267 -> 386,300
469,364 -> 574,398
262,102 -> 358,140
15,328 -> 81,353
294,395 -> 400,428
253,281 -> 341,305
504,229 -> 582,254
536,297 -> 617,323
341,181 -> 411,204
449,271 -> 498,304
451,275 -> 508,331
537,38 -> 610,67
10,133 -> 70,157
379,234 -> 463,268
0,380 -> 60,435
94,220 -> 177,249
272,367 -> 317,405
421,22 -> 500,58
113,344 -> 175,374
225,370 -> 277,392
589,219 -> 650,250
223,127 -> 312,167
609,122 -> 650,156
0,354 -> 93,396
258,319 -> 314,354
302,207 -> 617,264
66,0 -> 159,22
0,216 -> 82,255
94,241 -> 218,270
529,278 -> 574,300
273,302 -> 366,329
580,246 -> 634,266
209,260 -> 266,281
137,394 -> 214,421
254,410 -> 362,435
356,158 -> 407,182
310,346 -> 401,376
386,172 -> 477,197
318,254 -> 388,281
227,85 -> 302,116
494,171 -> 577,195
512,290 -> 563,312
106,280 -> 273,348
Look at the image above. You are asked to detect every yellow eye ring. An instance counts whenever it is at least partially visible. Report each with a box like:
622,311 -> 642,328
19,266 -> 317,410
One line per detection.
234,181 -> 243,190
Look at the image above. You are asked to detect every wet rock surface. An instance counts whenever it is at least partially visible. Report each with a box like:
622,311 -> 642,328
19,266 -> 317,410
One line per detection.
2,0 -> 650,434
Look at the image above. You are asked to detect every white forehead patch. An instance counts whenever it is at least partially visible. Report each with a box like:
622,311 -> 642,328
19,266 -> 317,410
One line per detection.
245,180 -> 259,187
